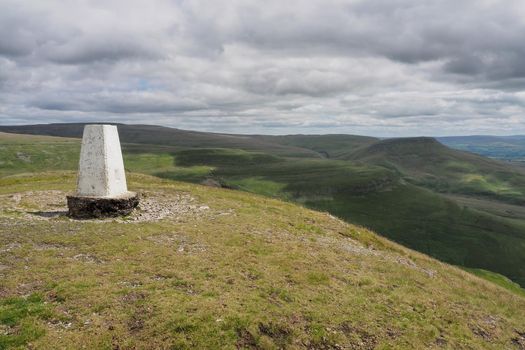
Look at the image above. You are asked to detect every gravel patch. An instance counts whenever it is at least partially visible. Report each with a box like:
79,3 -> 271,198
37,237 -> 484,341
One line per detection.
129,192 -> 210,222
72,253 -> 105,264
0,190 -> 211,223
0,242 -> 22,253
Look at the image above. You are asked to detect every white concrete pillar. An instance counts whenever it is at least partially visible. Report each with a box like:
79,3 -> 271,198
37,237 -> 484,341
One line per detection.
76,124 -> 128,198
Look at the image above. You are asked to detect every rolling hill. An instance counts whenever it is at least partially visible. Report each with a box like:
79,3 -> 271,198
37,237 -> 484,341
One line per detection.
2,125 -> 525,290
0,124 -> 321,158
346,137 -> 525,204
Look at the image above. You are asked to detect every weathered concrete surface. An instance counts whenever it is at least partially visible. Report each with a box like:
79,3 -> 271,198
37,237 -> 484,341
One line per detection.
77,125 -> 128,197
68,124 -> 139,218
67,192 -> 139,219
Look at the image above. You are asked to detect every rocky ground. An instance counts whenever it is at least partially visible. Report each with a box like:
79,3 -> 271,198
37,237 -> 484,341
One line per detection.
0,190 -> 213,223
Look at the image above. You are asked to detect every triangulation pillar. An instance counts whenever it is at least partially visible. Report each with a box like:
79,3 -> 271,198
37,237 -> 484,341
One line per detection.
67,124 -> 139,218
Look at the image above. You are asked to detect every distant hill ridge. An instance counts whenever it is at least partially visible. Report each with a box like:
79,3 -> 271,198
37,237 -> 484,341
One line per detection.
0,123 -> 325,158
348,136 -> 445,157
438,134 -> 525,161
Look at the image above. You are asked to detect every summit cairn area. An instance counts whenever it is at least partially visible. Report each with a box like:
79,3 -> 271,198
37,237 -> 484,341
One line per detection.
67,124 -> 139,218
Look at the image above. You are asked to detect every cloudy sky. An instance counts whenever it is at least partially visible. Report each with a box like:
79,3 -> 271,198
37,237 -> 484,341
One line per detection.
1,0 -> 525,136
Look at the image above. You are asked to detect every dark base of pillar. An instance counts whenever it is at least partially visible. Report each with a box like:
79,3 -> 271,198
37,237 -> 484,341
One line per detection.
67,192 -> 139,219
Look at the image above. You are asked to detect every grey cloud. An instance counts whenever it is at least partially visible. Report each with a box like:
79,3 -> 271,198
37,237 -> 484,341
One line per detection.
32,100 -> 80,112
29,92 -> 207,114
1,0 -> 525,136
42,36 -> 161,65
242,68 -> 352,97
0,0 -> 168,65
443,55 -> 485,76
210,0 -> 525,84
0,35 -> 33,57
0,7 -> 38,57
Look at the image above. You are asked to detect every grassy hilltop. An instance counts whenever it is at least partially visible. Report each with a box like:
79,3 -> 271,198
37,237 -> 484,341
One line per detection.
1,126 -> 525,291
1,170 -> 525,349
4,124 -> 525,286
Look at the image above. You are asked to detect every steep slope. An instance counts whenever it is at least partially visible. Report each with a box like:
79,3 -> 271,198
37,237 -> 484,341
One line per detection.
1,172 -> 525,349
308,182 -> 525,286
169,147 -> 525,287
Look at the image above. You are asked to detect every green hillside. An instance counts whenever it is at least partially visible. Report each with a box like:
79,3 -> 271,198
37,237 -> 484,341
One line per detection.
170,148 -> 396,198
254,134 -> 378,158
0,124 -> 321,158
346,137 -> 525,205
1,171 -> 525,349
2,128 -> 525,290
308,183 -> 525,285
0,132 -> 80,177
